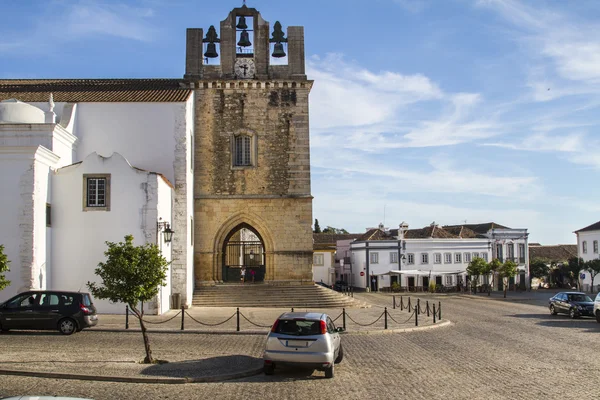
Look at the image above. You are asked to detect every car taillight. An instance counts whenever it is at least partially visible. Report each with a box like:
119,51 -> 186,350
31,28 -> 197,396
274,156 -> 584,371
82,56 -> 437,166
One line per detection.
271,319 -> 280,333
320,320 -> 327,334
80,303 -> 90,315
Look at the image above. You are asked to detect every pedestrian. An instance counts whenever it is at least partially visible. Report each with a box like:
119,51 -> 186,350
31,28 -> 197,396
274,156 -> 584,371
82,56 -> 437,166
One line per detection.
240,267 -> 246,284
250,268 -> 256,283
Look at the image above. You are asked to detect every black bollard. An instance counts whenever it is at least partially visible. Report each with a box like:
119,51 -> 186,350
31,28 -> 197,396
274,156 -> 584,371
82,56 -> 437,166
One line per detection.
384,307 -> 388,330
417,299 -> 421,314
433,304 -> 436,324
426,301 -> 430,317
415,306 -> 418,327
236,307 -> 240,332
181,306 -> 185,331
291,307 -> 294,312
393,295 -> 396,310
343,308 -> 346,331
438,301 -> 442,320
408,297 -> 412,311
125,305 -> 129,330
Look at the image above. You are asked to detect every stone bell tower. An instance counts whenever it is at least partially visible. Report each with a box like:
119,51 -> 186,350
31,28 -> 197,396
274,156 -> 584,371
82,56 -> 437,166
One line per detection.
185,5 -> 314,287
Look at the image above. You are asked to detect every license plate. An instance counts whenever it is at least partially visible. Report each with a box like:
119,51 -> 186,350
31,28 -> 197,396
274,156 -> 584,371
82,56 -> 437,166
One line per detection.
285,340 -> 309,348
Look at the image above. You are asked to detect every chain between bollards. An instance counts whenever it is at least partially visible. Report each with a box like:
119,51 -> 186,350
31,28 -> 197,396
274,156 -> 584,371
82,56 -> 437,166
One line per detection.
181,306 -> 185,330
384,307 -> 388,329
125,305 -> 129,329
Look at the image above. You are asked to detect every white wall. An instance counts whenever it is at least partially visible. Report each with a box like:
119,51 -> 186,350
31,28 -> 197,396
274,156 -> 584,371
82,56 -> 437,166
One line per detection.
577,231 -> 600,290
52,152 -> 167,314
156,177 -> 173,314
312,250 -> 334,286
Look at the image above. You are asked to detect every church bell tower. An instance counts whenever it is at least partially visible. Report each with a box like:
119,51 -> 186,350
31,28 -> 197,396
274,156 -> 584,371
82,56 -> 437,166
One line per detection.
185,5 -> 314,287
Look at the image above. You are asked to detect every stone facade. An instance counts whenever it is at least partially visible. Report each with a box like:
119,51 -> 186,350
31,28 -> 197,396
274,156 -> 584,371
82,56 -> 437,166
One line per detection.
188,6 -> 313,285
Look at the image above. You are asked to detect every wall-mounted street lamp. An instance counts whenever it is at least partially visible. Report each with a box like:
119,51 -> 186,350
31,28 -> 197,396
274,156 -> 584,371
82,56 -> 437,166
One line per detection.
157,219 -> 174,243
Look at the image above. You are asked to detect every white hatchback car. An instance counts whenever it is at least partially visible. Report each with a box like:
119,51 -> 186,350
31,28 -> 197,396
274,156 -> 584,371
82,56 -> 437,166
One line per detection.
594,293 -> 600,323
263,312 -> 344,378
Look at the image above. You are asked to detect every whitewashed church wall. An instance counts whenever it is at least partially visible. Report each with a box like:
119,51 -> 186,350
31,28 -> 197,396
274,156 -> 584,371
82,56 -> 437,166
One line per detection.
52,152 -> 160,314
73,103 -> 183,183
0,155 -> 32,302
156,177 -> 173,314
33,158 -> 51,293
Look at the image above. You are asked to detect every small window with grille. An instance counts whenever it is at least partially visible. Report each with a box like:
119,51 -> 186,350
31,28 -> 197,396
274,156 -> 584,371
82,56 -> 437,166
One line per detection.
233,135 -> 253,167
83,174 -> 111,211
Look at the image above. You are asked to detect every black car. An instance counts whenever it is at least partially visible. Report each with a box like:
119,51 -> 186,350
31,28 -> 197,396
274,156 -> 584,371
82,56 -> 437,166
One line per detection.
333,280 -> 347,292
0,290 -> 98,335
549,292 -> 594,319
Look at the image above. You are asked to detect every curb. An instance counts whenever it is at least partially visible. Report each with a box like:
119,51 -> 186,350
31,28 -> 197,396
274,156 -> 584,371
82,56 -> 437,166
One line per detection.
0,365 -> 264,384
90,328 -> 268,336
346,320 -> 452,335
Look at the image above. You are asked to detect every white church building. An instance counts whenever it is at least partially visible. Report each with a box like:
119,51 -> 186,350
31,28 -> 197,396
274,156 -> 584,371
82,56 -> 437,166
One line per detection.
0,82 -> 195,314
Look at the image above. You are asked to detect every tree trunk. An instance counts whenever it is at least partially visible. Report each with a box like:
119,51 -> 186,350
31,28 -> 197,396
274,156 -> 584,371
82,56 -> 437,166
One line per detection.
503,278 -> 507,298
130,304 -> 153,364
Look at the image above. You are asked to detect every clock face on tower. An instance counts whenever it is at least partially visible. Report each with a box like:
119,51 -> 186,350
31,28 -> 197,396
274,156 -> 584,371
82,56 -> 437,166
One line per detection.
234,58 -> 255,79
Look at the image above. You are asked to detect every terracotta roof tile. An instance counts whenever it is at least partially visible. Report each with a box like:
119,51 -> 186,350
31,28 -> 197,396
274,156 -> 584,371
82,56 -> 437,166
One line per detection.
0,79 -> 191,102
529,245 -> 578,262
443,222 -> 509,235
313,233 -> 361,244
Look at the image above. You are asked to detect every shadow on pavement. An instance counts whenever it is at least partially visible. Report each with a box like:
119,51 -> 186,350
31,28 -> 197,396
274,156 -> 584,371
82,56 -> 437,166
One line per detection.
508,313 -> 600,330
235,366 -> 330,382
141,355 -> 262,379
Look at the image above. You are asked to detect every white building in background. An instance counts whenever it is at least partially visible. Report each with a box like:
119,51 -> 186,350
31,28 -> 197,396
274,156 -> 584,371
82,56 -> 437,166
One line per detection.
313,233 -> 360,287
0,84 -> 195,314
348,222 -> 530,291
575,221 -> 600,291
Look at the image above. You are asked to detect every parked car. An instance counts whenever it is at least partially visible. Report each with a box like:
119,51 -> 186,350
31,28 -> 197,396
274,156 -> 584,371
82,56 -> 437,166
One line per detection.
594,293 -> 600,323
549,292 -> 594,319
263,312 -> 344,378
0,290 -> 98,335
333,280 -> 347,292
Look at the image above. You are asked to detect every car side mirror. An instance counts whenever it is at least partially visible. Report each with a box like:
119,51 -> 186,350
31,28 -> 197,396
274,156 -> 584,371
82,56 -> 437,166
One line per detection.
335,327 -> 345,333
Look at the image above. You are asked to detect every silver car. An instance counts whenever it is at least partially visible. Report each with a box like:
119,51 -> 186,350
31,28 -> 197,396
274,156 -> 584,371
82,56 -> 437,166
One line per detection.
263,312 -> 344,378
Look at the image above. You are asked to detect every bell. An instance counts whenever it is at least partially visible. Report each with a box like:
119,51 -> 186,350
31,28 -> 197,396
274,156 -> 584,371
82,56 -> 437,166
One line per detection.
237,30 -> 251,47
272,42 -> 286,58
236,16 -> 248,30
204,43 -> 218,58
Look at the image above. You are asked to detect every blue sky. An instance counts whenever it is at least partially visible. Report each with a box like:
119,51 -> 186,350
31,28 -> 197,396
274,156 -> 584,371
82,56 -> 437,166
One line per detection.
2,0 -> 599,245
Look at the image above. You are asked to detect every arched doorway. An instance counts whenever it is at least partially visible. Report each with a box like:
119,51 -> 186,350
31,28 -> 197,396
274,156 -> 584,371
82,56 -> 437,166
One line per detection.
222,223 -> 265,283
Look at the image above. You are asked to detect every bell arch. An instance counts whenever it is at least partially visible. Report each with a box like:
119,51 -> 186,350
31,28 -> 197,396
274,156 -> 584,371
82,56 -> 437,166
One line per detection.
212,211 -> 275,282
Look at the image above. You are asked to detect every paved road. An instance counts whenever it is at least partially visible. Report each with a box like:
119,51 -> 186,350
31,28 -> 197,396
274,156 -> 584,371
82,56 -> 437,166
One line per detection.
0,292 -> 598,400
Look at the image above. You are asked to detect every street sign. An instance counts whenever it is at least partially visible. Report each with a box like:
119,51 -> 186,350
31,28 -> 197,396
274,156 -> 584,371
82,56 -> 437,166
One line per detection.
580,273 -> 586,280
360,271 -> 365,276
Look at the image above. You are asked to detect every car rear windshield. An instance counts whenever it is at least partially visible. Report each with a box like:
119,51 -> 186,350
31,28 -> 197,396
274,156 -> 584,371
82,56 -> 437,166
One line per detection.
82,294 -> 93,306
275,319 -> 321,336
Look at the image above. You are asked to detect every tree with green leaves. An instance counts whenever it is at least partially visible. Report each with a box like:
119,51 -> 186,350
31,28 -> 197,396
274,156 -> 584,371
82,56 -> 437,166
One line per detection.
529,258 -> 550,289
87,235 -> 169,364
565,257 -> 584,290
585,259 -> 600,293
322,226 -> 349,234
313,219 -> 321,233
0,245 -> 10,291
498,260 -> 518,298
466,257 -> 487,294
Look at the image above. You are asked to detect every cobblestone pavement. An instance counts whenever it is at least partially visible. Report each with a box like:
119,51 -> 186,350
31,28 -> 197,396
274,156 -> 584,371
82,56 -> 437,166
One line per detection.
1,292 -> 598,400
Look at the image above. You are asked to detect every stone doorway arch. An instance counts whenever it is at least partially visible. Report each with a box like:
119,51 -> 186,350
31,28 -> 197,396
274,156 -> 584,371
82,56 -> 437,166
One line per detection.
222,223 -> 265,283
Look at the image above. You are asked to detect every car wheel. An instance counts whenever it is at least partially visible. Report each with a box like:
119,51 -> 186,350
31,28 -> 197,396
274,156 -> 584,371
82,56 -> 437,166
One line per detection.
325,363 -> 334,379
596,311 -> 600,323
58,318 -> 77,335
263,363 -> 274,376
569,308 -> 577,319
335,344 -> 344,364
550,305 -> 557,315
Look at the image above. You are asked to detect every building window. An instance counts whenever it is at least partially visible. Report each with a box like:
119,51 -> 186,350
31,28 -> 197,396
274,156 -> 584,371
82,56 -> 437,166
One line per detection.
46,203 -> 51,227
83,174 -> 110,211
313,254 -> 324,266
444,253 -> 452,264
472,252 -> 479,260
594,241 -> 599,254
455,253 -> 462,263
583,241 -> 588,254
445,275 -> 453,285
496,244 -> 503,261
464,253 -> 471,263
370,252 -> 379,264
390,252 -> 398,263
506,243 -> 515,261
434,253 -> 441,264
233,135 -> 253,167
407,253 -> 415,265
481,253 -> 488,262
421,253 -> 429,264
518,244 -> 525,262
